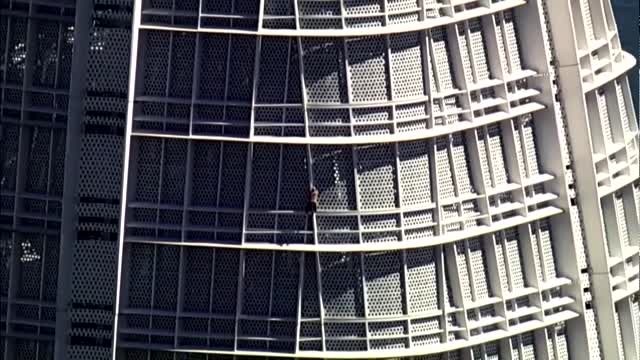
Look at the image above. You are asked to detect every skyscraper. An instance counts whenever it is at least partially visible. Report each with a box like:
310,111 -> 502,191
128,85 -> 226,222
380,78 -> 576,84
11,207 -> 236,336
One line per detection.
0,0 -> 638,360
1,0 -> 131,359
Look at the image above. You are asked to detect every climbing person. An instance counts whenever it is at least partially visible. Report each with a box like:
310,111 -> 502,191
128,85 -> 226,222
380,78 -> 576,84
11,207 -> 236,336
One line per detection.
306,186 -> 319,213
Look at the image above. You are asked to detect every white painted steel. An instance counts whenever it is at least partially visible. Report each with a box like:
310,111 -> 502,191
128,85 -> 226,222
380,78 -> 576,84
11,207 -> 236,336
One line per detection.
0,0 -> 638,359
113,0 -> 639,359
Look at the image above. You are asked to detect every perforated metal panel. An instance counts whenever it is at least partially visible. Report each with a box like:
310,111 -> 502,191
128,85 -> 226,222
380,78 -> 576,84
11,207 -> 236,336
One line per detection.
503,10 -> 522,72
0,1 -> 79,358
486,125 -> 509,186
26,0 -> 632,358
613,306 -> 625,360
431,26 -> 456,91
521,116 -> 541,177
596,88 -> 614,144
468,19 -> 490,82
585,306 -> 603,359
580,0 -> 596,42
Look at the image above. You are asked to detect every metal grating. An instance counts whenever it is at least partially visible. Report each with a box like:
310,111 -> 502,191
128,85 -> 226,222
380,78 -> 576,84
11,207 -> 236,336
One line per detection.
3,0 -> 636,358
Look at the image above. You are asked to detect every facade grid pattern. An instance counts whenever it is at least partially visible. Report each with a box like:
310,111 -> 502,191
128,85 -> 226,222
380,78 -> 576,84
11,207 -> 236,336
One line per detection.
114,0 -> 639,359
1,1 -> 75,358
0,0 -> 638,360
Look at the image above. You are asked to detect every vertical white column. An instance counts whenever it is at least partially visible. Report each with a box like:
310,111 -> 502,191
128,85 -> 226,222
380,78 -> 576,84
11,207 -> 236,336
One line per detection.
111,0 -> 143,357
544,0 -> 626,358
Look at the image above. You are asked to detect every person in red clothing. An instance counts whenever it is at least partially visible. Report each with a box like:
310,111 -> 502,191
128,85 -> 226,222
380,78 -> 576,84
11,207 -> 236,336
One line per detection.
306,186 -> 319,213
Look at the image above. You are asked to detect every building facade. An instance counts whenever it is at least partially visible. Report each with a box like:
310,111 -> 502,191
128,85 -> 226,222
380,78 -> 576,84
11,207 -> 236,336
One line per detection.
1,0 -> 131,359
0,0 -> 639,360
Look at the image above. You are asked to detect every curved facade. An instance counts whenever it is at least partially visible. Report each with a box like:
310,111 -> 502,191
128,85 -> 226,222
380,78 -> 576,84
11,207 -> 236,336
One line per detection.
113,0 -> 639,359
0,0 -> 638,360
